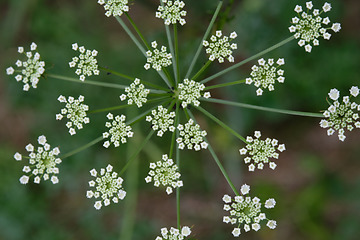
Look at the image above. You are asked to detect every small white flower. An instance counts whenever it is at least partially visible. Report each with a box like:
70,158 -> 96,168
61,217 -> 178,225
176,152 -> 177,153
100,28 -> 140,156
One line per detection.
156,0 -> 187,25
103,114 -> 133,148
240,184 -> 250,195
14,152 -> 22,161
156,226 -> 191,239
178,78 -> 209,108
232,228 -> 241,237
267,220 -> 277,229
350,86 -> 359,97
328,88 -> 340,100
69,44 -> 99,81
203,30 -> 237,63
98,0 -> 129,17
120,78 -> 150,108
265,198 -> 276,208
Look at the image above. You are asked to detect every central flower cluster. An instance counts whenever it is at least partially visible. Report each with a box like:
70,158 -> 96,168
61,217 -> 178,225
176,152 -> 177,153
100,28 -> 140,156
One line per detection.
103,113 -> 134,148
178,78 -> 210,108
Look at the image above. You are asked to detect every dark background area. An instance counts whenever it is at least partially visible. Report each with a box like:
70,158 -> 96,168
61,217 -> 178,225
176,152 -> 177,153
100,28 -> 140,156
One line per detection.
1,0 -> 360,239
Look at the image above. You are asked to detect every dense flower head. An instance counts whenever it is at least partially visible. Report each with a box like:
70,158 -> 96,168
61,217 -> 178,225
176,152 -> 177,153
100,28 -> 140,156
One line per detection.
222,184 -> 277,237
156,0 -> 186,25
103,113 -> 134,148
120,78 -> 150,108
203,30 -> 237,63
69,43 -> 99,81
56,95 -> 90,135
176,119 -> 208,151
245,58 -> 285,96
145,154 -> 183,195
289,1 -> 341,52
6,42 -> 45,91
239,131 -> 285,171
97,0 -> 129,17
155,226 -> 191,240
177,78 -> 210,108
320,87 -> 360,141
15,135 -> 61,185
86,164 -> 126,210
146,105 -> 176,137
144,41 -> 172,71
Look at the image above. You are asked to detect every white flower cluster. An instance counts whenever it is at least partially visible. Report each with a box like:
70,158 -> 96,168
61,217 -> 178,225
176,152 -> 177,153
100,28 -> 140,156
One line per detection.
56,95 -> 90,135
246,58 -> 285,96
144,41 -> 172,71
203,30 -> 237,63
176,119 -> 208,151
145,154 -> 183,195
15,135 -> 61,185
69,43 -> 99,81
87,164 -> 126,210
289,1 -> 341,52
6,42 -> 45,91
222,184 -> 277,237
120,78 -> 150,108
320,87 -> 360,141
103,113 -> 134,148
97,0 -> 129,17
156,0 -> 186,25
155,226 -> 191,240
239,131 -> 285,171
146,105 -> 176,137
178,78 -> 210,108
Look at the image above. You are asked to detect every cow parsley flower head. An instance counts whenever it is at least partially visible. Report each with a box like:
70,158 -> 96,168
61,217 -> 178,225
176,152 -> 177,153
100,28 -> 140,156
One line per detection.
103,113 -> 134,148
144,41 -> 172,71
97,0 -> 129,17
246,58 -> 285,96
289,1 -> 341,52
177,78 -> 210,108
69,43 -> 99,81
56,95 -> 90,135
145,154 -> 183,195
239,131 -> 286,171
16,135 -> 61,185
176,119 -> 208,151
155,226 -> 191,240
86,164 -> 126,210
120,78 -> 150,108
320,87 -> 360,141
146,105 -> 176,137
6,42 -> 45,91
203,30 -> 237,63
156,0 -> 187,25
222,184 -> 277,237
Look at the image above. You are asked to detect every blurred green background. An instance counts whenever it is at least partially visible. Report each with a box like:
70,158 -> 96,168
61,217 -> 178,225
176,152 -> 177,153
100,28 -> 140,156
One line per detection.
1,0 -> 360,239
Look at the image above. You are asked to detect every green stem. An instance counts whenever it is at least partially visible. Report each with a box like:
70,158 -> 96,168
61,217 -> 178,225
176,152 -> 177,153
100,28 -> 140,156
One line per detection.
195,105 -> 247,143
187,110 -> 239,196
48,73 -> 128,89
164,21 -> 177,85
185,1 -> 223,79
204,79 -> 245,90
191,60 -> 211,80
163,67 -> 175,87
125,13 -> 150,49
200,36 -> 295,84
174,24 -> 180,82
98,66 -> 134,80
169,101 -> 180,158
175,102 -> 181,229
119,131 -> 155,176
202,98 -> 324,118
60,136 -> 103,160
89,96 -> 169,114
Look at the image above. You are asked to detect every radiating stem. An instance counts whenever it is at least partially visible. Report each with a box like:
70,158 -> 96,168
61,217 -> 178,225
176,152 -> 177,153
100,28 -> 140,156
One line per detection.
191,60 -> 211,80
163,68 -> 175,87
187,110 -> 239,195
175,102 -> 181,229
125,13 -> 150,49
202,98 -> 324,118
204,79 -> 245,90
185,1 -> 223,78
174,24 -> 180,82
164,22 -> 177,85
200,36 -> 295,84
98,66 -> 134,80
119,131 -> 155,176
195,106 -> 247,143
60,136 -> 103,160
169,101 -> 180,158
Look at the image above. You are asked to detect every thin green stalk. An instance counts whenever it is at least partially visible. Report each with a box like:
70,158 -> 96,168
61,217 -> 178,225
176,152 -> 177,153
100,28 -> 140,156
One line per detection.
195,106 -> 247,143
187,110 -> 239,195
60,136 -> 103,160
191,60 -> 211,80
204,79 -> 245,90
169,101 -> 180,158
48,74 -> 128,89
115,16 -> 146,55
202,98 -> 324,118
174,24 -> 180,82
164,21 -> 177,84
163,67 -> 175,87
127,99 -> 171,126
89,96 -> 169,114
98,66 -> 134,80
185,1 -> 223,78
125,13 -> 150,49
175,102 -> 181,229
201,36 -> 295,84
119,130 -> 155,176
